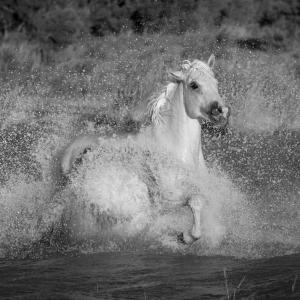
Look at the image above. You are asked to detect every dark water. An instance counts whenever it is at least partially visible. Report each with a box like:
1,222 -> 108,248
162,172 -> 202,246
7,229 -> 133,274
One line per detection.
0,252 -> 299,299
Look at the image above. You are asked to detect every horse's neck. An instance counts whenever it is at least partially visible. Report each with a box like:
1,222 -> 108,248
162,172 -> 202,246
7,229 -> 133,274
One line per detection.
152,83 -> 204,168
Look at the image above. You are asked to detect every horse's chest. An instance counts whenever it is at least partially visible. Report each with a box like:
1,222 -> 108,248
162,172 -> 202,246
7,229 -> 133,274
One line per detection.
157,167 -> 193,208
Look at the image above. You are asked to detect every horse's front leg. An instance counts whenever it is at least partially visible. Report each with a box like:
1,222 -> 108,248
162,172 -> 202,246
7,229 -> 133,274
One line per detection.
189,197 -> 203,239
178,196 -> 203,244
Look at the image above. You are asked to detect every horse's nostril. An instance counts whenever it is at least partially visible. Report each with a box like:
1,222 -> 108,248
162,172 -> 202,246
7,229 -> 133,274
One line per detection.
210,104 -> 223,116
210,101 -> 220,116
211,108 -> 220,116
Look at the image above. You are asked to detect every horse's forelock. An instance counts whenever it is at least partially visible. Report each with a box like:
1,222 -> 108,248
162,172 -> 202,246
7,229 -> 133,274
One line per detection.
186,60 -> 216,85
191,60 -> 214,76
181,60 -> 192,71
180,60 -> 215,82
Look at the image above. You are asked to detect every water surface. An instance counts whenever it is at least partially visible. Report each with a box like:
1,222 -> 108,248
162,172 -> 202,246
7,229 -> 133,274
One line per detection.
0,252 -> 299,299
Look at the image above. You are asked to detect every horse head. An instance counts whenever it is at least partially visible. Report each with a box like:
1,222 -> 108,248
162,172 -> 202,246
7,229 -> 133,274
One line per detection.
169,55 -> 230,127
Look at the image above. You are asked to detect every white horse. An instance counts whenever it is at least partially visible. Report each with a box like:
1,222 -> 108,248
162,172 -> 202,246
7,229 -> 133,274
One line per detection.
61,54 -> 230,244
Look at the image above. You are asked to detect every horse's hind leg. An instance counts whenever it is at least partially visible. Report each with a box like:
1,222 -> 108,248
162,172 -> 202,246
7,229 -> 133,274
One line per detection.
179,196 -> 203,244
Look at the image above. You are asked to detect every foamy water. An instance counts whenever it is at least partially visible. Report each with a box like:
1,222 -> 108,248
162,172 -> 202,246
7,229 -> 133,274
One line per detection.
0,130 -> 298,259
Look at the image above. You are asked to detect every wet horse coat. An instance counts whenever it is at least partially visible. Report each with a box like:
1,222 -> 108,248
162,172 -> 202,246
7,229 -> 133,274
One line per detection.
61,55 -> 230,244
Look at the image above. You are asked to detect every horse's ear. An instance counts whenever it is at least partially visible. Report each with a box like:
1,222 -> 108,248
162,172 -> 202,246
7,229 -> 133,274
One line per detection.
169,71 -> 184,83
207,54 -> 215,69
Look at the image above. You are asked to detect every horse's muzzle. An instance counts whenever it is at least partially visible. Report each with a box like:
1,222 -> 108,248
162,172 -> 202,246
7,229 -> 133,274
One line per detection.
209,105 -> 230,127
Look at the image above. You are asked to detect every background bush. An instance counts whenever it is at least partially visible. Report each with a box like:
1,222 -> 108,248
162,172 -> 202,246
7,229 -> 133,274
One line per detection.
0,0 -> 299,48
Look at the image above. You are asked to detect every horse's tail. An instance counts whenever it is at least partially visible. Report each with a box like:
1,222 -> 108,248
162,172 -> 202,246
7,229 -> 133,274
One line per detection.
61,134 -> 99,175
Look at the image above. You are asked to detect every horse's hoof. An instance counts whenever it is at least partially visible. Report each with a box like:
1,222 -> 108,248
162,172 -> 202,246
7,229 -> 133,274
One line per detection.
177,232 -> 197,245
177,232 -> 186,244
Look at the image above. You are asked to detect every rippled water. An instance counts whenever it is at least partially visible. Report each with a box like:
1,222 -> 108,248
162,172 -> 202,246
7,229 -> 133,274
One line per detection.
0,252 -> 299,299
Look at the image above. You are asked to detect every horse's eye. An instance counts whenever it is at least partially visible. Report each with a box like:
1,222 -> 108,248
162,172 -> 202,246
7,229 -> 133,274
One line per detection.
189,81 -> 199,90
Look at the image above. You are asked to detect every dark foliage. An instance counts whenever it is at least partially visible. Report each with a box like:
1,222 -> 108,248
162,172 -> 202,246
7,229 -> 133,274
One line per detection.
0,0 -> 299,47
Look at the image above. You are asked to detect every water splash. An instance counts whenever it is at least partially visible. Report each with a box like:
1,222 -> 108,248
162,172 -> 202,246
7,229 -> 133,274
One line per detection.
0,45 -> 299,259
1,127 -> 297,259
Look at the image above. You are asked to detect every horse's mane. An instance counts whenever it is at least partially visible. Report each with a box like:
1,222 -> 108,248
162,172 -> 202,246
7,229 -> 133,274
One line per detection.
147,82 -> 177,125
147,59 -> 215,125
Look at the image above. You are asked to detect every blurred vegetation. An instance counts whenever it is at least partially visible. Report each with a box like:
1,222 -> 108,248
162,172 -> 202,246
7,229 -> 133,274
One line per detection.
0,0 -> 299,48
